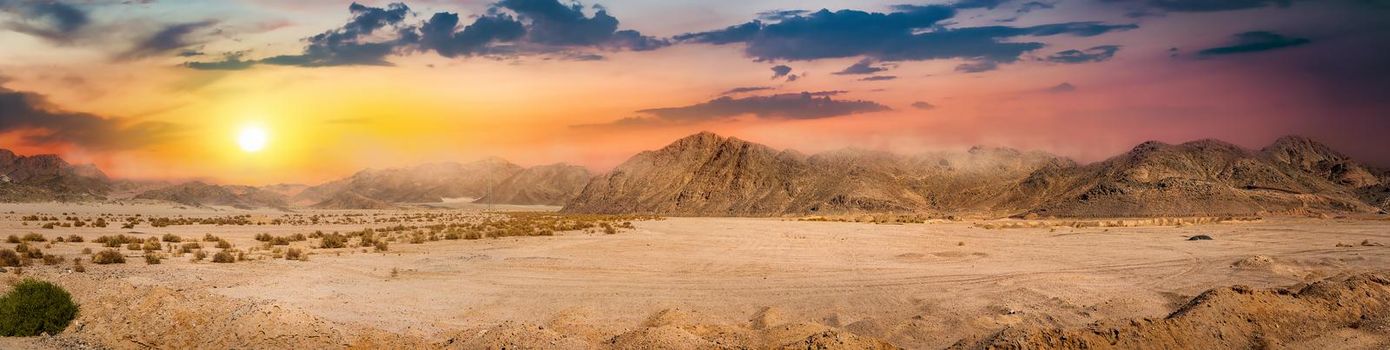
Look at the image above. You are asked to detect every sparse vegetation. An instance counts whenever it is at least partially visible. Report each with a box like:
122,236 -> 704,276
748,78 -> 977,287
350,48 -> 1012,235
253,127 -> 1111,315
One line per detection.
284,248 -> 306,261
212,250 -> 235,263
162,234 -> 183,242
0,249 -> 20,267
0,279 -> 79,336
191,250 -> 208,262
145,254 -> 161,265
92,249 -> 126,264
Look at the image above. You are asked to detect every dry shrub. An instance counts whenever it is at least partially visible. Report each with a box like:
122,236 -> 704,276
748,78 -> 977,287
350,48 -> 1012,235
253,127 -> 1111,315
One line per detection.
0,249 -> 19,267
144,254 -> 161,265
284,248 -> 306,261
211,251 -> 235,263
191,250 -> 207,262
92,249 -> 125,264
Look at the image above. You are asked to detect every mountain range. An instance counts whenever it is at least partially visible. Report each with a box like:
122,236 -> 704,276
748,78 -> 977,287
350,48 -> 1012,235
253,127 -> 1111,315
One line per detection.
561,132 -> 1390,217
3,132 -> 1386,217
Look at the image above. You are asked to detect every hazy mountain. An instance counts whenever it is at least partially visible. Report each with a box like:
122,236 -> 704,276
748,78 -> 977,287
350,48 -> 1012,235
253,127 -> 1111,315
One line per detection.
564,132 -> 1389,217
295,158 -> 524,204
310,190 -> 395,210
0,149 -> 110,201
475,163 -> 592,206
135,181 -> 289,209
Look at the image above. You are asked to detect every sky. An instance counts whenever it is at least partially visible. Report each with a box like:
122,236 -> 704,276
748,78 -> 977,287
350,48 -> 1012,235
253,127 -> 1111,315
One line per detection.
0,0 -> 1387,185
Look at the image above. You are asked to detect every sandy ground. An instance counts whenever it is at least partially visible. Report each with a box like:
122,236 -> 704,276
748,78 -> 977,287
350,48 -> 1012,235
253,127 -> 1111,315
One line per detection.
1,202 -> 1388,349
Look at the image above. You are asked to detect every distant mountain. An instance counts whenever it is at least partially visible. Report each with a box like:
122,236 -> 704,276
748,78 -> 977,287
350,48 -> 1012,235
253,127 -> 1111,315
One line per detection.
310,190 -> 394,210
563,132 -> 1390,217
295,158 -> 524,204
134,181 -> 288,209
475,163 -> 591,206
0,149 -> 110,201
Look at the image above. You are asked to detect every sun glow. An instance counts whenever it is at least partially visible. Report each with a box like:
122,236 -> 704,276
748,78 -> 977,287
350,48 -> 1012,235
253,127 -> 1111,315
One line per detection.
237,125 -> 269,153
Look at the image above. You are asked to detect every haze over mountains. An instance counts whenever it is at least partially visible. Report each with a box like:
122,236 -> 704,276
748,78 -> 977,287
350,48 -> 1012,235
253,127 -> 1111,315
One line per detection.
2,132 -> 1386,217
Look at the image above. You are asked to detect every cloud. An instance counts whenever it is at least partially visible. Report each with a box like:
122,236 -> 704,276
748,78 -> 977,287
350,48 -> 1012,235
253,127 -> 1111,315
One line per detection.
1017,1 -> 1055,13
675,5 -> 1135,70
625,91 -> 890,124
1045,82 -> 1076,93
771,65 -> 792,79
118,20 -> 218,61
860,75 -> 897,81
259,2 -> 414,67
720,86 -> 773,95
834,58 -> 890,75
956,60 -> 998,73
416,11 -> 526,58
911,101 -> 936,110
183,52 -> 255,70
0,0 -> 91,43
1105,0 -> 1291,16
1045,45 -> 1120,63
496,0 -> 668,51
1197,31 -> 1310,57
0,85 -> 180,149
951,0 -> 1013,9
185,0 -> 667,69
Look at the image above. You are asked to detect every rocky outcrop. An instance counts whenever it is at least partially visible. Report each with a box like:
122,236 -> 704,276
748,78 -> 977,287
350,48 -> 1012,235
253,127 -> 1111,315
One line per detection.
0,149 -> 110,201
135,181 -> 288,209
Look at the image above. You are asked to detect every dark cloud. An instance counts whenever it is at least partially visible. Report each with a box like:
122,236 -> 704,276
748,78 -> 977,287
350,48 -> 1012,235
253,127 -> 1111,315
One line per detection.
757,9 -> 809,21
185,0 -> 666,69
1017,1 -> 1055,13
0,0 -> 90,43
183,52 -> 255,70
1045,45 -> 1120,63
416,12 -> 525,58
771,65 -> 792,79
0,85 -> 180,149
720,86 -> 773,95
956,60 -> 998,73
118,20 -> 217,61
1045,82 -> 1076,93
860,75 -> 897,81
834,58 -> 890,75
260,2 -> 414,67
675,5 -> 1135,69
952,0 -> 1013,9
497,0 -> 668,51
911,101 -> 936,110
632,91 -> 890,123
1197,31 -> 1310,57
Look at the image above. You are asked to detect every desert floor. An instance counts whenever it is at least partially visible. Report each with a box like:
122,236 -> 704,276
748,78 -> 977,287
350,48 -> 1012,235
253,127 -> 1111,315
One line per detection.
1,202 -> 1388,349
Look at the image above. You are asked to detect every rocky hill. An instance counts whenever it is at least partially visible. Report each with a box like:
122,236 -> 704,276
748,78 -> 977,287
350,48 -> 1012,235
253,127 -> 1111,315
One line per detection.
310,190 -> 395,210
563,132 -> 1390,217
295,158 -> 524,204
474,164 -> 591,206
0,149 -> 110,201
135,181 -> 289,209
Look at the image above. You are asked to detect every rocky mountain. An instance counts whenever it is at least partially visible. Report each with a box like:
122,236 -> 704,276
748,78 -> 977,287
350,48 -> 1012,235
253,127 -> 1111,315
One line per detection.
475,164 -> 592,206
0,149 -> 110,201
563,132 -> 1390,217
310,190 -> 394,210
134,181 -> 289,209
295,158 -> 525,205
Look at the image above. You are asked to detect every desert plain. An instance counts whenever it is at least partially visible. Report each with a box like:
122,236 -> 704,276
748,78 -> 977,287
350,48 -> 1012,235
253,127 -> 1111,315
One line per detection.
1,202 -> 1387,349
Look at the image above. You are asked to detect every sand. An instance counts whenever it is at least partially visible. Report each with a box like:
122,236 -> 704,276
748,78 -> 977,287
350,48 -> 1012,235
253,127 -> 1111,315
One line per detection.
1,202 -> 1388,349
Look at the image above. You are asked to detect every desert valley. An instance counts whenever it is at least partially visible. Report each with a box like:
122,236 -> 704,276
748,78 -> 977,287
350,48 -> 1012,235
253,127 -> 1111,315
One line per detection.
2,0 -> 1388,348
0,132 -> 1387,349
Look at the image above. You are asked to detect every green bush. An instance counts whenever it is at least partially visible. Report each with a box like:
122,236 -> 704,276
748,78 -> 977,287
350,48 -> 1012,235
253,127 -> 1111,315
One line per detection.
0,279 -> 79,336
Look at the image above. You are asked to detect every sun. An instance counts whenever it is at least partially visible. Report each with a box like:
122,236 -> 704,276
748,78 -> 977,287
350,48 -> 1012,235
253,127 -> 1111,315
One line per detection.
237,126 -> 269,153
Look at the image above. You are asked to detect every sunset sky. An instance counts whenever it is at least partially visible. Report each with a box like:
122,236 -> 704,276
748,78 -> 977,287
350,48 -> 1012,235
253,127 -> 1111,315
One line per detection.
1,0 -> 1387,185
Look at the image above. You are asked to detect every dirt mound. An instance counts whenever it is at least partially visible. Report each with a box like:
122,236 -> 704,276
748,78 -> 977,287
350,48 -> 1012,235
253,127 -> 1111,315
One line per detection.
950,272 -> 1390,349
22,273 -> 427,349
779,330 -> 901,350
475,163 -> 591,206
